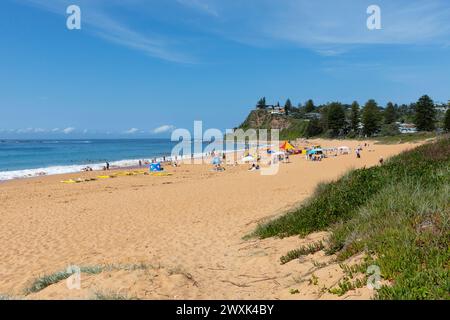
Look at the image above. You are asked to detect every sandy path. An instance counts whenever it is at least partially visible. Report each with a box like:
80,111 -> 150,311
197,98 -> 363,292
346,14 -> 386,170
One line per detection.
0,139 -> 421,299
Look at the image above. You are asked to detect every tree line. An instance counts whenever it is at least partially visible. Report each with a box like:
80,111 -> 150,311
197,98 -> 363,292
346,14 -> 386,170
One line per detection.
256,95 -> 450,137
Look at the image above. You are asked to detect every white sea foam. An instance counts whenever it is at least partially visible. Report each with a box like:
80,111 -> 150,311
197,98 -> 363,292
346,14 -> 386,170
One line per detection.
0,143 -> 269,181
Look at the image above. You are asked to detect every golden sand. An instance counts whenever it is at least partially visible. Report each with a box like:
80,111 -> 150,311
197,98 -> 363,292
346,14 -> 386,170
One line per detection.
0,139 -> 421,299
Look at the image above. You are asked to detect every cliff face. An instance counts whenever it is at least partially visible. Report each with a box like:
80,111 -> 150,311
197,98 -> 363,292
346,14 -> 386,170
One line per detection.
236,109 -> 309,140
238,109 -> 293,130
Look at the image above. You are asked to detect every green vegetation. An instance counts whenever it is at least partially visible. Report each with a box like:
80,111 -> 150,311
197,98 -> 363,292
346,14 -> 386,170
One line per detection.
326,102 -> 346,136
362,99 -> 382,136
372,132 -> 436,144
444,109 -> 450,132
280,241 -> 324,264
240,95 -> 446,141
26,266 -> 103,294
280,119 -> 308,140
384,102 -> 397,124
350,101 -> 360,133
26,263 -> 151,294
93,291 -> 138,300
414,95 -> 436,131
253,137 -> 450,299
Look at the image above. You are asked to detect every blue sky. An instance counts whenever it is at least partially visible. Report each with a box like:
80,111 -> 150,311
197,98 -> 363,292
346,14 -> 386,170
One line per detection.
1,0 -> 449,138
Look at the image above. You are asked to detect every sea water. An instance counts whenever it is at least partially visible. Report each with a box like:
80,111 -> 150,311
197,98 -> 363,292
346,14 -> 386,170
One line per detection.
0,139 -> 255,181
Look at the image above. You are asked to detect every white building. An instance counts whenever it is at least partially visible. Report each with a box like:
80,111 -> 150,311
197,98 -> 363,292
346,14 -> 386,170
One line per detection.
396,122 -> 417,134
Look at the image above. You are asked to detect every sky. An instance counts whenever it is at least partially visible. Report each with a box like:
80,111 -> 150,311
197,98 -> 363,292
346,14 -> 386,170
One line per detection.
1,0 -> 449,138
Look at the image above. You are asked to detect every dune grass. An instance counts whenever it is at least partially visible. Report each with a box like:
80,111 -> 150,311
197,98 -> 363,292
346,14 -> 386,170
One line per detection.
372,132 -> 436,144
280,241 -> 324,265
254,136 -> 450,299
93,291 -> 138,300
26,263 -> 152,294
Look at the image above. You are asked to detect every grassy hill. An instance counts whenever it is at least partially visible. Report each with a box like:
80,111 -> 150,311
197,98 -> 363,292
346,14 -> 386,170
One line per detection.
238,109 -> 308,140
252,137 -> 450,299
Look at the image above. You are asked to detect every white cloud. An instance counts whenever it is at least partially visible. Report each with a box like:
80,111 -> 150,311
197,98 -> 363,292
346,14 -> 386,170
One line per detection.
153,125 -> 175,134
16,128 -> 33,133
19,0 -> 194,63
124,128 -> 140,134
62,127 -> 75,134
17,0 -> 450,61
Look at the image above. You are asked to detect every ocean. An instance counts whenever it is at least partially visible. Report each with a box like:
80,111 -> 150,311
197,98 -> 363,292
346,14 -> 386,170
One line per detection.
0,139 -> 206,181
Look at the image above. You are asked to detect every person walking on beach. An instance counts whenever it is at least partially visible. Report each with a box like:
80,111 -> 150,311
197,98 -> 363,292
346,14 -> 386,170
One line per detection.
106,161 -> 110,170
356,149 -> 361,159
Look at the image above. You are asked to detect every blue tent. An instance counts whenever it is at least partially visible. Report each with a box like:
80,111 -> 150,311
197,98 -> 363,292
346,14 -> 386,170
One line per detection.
307,148 -> 323,155
212,157 -> 221,165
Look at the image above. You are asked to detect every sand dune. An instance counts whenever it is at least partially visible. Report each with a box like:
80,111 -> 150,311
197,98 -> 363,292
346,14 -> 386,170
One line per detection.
0,139 -> 421,299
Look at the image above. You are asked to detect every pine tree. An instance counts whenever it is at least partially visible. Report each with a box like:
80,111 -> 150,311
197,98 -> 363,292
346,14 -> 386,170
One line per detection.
327,102 -> 346,136
350,101 -> 360,132
306,118 -> 323,137
362,99 -> 382,136
256,97 -> 266,109
414,95 -> 436,131
304,99 -> 315,113
284,99 -> 292,116
444,108 -> 450,132
384,102 -> 397,124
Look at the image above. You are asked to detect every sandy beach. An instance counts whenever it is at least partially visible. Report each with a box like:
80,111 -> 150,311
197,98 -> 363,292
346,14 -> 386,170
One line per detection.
0,139 -> 422,300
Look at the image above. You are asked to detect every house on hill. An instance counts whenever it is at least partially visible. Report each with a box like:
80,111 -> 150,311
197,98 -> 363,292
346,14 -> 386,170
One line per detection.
256,104 -> 286,115
397,122 -> 417,134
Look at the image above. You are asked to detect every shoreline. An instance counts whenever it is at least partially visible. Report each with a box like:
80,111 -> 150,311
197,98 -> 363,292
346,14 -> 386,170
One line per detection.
0,143 -> 266,182
0,138 -> 423,299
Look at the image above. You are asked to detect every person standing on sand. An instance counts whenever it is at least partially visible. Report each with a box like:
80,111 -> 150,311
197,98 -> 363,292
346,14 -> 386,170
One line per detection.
106,162 -> 110,170
356,149 -> 361,159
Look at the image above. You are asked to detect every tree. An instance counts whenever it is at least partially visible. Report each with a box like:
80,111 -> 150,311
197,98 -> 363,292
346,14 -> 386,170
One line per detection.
384,102 -> 397,124
414,95 -> 436,131
444,109 -> 450,132
284,99 -> 292,116
256,97 -> 266,109
327,102 -> 346,136
362,99 -> 382,136
304,99 -> 315,113
350,101 -> 360,132
305,118 -> 323,137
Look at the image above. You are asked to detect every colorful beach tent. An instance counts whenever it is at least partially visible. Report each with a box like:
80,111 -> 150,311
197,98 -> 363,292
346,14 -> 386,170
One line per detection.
280,141 -> 295,151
